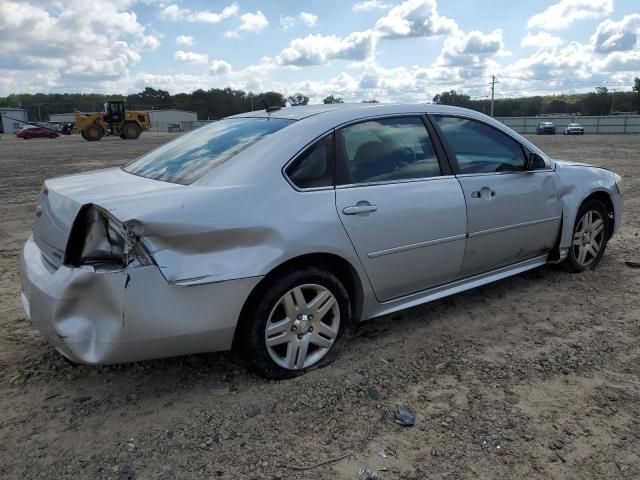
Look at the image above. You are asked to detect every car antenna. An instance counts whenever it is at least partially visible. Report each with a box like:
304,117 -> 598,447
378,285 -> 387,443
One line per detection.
262,99 -> 281,113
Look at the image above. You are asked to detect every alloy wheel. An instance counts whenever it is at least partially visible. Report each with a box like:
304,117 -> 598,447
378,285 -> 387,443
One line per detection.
572,209 -> 605,267
264,284 -> 340,370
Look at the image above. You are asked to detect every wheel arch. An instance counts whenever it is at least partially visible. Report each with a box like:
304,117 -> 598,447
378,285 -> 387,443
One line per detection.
582,190 -> 615,238
232,252 -> 364,350
556,185 -> 616,262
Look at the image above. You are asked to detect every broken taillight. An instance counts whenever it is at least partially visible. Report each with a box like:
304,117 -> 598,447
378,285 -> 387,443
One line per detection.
64,204 -> 152,268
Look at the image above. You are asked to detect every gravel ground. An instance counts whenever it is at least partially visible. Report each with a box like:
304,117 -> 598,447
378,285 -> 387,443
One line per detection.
0,132 -> 638,480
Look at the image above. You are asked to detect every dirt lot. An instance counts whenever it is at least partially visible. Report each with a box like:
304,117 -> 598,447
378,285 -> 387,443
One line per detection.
0,132 -> 638,480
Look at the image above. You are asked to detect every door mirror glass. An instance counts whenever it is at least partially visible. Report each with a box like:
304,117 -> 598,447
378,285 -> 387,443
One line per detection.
526,152 -> 546,170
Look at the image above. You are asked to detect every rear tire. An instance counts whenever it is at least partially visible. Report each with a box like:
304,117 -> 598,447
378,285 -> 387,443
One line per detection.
23,135 -> 31,140
240,268 -> 352,379
121,122 -> 141,140
81,124 -> 104,141
565,199 -> 610,273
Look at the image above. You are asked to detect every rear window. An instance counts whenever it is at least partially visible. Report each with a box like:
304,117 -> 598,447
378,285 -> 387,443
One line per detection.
124,118 -> 293,184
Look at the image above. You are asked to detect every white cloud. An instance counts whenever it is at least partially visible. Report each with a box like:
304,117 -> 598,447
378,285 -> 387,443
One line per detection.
128,72 -> 213,94
0,0 -> 152,90
137,34 -> 161,51
299,12 -> 318,28
176,35 -> 194,46
174,50 -> 208,65
374,0 -> 458,39
159,4 -> 188,21
225,10 -> 268,37
280,12 -> 318,31
280,15 -> 296,31
210,59 -> 232,75
438,29 -> 505,68
503,41 -> 596,94
353,1 -> 391,12
239,10 -> 269,32
591,13 -> 640,53
527,0 -> 613,30
502,12 -> 640,95
276,31 -> 376,66
159,3 -> 239,24
521,32 -> 563,49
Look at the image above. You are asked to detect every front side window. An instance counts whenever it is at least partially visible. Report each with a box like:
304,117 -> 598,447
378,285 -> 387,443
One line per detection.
336,117 -> 441,184
286,133 -> 334,189
433,116 -> 526,174
124,117 -> 293,184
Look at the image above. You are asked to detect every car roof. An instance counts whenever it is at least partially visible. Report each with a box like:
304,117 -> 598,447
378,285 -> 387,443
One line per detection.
228,103 -> 491,121
197,103 -> 551,186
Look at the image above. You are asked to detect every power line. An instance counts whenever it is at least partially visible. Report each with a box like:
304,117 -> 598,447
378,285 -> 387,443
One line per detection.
497,75 -> 630,85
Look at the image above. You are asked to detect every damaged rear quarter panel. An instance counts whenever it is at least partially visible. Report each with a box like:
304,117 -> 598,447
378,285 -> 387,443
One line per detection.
95,179 -> 364,287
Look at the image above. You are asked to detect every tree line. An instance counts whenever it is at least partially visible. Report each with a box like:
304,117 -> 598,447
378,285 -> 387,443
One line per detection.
0,79 -> 638,122
433,78 -> 640,117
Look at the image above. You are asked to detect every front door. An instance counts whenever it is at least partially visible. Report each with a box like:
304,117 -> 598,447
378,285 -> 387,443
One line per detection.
431,115 -> 563,276
334,116 -> 467,301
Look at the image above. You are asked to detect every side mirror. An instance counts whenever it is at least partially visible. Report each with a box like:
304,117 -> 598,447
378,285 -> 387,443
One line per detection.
525,152 -> 546,171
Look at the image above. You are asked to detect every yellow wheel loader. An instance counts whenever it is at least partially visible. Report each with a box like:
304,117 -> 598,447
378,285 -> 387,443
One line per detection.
72,100 -> 152,141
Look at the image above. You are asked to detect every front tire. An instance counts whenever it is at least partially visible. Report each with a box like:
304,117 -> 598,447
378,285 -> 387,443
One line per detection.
81,124 -> 104,141
121,122 -> 142,140
241,268 -> 351,379
566,199 -> 610,272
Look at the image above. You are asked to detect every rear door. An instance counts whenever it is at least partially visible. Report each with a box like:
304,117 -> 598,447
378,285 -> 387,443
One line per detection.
431,115 -> 562,277
334,116 -> 467,302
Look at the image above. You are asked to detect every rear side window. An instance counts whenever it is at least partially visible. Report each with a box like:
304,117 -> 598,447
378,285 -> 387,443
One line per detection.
286,133 -> 334,189
124,118 -> 293,184
336,117 -> 441,184
433,116 -> 525,174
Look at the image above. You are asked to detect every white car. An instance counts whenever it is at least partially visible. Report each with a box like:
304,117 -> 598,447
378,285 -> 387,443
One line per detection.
564,123 -> 585,135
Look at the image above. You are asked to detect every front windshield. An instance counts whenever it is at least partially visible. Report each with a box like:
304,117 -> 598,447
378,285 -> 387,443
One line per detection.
124,117 -> 293,184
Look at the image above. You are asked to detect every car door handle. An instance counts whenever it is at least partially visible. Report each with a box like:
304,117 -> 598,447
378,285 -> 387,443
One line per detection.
342,203 -> 378,215
471,188 -> 496,198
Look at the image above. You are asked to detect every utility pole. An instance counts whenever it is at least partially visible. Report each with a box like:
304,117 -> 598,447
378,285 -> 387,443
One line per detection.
610,89 -> 618,114
489,75 -> 498,117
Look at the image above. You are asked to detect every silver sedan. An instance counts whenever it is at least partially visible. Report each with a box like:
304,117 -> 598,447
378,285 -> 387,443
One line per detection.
21,104 -> 623,378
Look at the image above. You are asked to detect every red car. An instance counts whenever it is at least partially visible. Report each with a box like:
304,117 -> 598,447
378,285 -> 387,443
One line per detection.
15,125 -> 59,139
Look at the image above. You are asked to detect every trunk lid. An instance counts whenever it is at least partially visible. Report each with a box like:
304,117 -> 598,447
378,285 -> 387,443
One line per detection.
33,168 -> 181,267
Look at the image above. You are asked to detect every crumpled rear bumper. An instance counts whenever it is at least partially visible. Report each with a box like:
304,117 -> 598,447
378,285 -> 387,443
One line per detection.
20,235 -> 261,365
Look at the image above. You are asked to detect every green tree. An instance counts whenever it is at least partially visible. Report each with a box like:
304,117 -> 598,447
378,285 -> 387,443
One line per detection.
544,98 -> 568,114
361,99 -> 379,103
127,87 -> 172,109
287,93 -> 309,106
583,87 -> 612,115
432,90 -> 472,108
323,95 -> 344,104
257,91 -> 287,108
